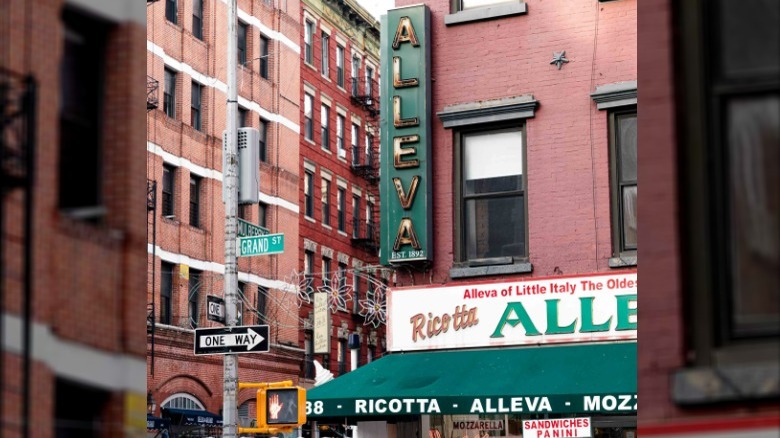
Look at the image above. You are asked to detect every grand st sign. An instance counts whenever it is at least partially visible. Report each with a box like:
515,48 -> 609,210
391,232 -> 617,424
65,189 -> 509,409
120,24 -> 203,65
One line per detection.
380,5 -> 433,265
388,272 -> 637,351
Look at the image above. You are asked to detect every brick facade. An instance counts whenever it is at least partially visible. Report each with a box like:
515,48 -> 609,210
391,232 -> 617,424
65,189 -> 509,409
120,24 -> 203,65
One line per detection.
1,0 -> 147,436
297,0 -> 387,384
145,0 -> 304,426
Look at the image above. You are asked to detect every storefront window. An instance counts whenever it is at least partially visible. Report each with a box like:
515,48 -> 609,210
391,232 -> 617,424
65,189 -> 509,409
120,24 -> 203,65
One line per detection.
428,414 -> 636,438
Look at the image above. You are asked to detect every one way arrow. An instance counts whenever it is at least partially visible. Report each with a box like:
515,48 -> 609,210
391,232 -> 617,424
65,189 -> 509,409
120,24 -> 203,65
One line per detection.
199,328 -> 264,350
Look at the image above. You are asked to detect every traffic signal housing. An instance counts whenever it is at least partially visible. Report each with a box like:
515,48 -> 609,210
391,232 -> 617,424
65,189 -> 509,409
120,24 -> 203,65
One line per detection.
257,385 -> 306,429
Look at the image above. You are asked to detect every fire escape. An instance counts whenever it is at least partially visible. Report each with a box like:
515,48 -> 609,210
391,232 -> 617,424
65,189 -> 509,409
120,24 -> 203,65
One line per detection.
147,72 -> 159,373
349,76 -> 381,254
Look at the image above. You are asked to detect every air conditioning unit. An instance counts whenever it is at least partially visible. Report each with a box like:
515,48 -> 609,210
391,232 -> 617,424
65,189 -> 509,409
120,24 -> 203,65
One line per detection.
222,127 -> 259,204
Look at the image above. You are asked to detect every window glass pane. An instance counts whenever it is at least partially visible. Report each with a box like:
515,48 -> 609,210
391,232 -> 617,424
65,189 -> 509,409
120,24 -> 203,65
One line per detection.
463,128 -> 522,195
618,114 -> 637,182
465,195 -> 525,259
622,185 -> 637,250
718,0 -> 780,79
726,95 -> 780,335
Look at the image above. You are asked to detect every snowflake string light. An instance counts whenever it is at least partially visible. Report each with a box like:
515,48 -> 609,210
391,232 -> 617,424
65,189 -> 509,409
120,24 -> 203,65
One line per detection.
318,273 -> 352,313
359,287 -> 387,328
285,270 -> 314,308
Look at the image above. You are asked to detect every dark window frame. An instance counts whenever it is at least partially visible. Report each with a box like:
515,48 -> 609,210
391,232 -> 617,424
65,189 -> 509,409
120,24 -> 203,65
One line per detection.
191,81 -> 203,131
189,174 -> 201,227
608,108 -> 637,260
321,32 -> 329,76
304,170 -> 314,218
188,269 -> 202,329
258,202 -> 268,229
164,68 -> 177,119
336,45 -> 345,87
337,187 -> 346,232
352,195 -> 360,238
162,164 -> 176,217
166,0 -> 178,24
256,286 -> 267,324
304,20 -> 314,65
237,21 -> 248,65
336,114 -> 345,157
192,0 -> 203,39
259,118 -> 268,161
453,123 -> 529,266
321,104 -> 330,151
321,177 -> 331,226
304,93 -> 314,141
160,261 -> 174,325
259,35 -> 269,79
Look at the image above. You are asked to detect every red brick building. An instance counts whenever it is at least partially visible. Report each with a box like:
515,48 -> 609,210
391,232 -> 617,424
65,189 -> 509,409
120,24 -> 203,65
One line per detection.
145,0 -> 303,432
638,1 -> 779,437
2,0 -> 147,436
296,0 -> 387,407
306,0 -> 638,437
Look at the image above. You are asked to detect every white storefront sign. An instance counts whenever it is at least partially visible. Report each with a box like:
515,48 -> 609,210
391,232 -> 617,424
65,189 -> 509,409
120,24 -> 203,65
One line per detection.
522,417 -> 592,438
388,272 -> 636,351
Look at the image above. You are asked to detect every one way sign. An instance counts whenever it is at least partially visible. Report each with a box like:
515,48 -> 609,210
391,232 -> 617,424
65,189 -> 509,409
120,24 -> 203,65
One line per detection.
194,325 -> 270,356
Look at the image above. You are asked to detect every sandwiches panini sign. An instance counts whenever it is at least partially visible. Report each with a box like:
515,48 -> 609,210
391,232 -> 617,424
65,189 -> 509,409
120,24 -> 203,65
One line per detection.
388,272 -> 637,351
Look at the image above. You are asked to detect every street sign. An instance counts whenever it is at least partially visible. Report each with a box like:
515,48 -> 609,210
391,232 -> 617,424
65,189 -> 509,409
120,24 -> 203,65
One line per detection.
194,325 -> 270,355
238,218 -> 269,238
207,295 -> 226,325
239,233 -> 284,257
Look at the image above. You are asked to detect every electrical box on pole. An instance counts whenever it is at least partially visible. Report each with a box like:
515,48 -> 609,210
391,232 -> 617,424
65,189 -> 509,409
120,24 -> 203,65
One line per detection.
236,381 -> 307,435
222,127 -> 259,204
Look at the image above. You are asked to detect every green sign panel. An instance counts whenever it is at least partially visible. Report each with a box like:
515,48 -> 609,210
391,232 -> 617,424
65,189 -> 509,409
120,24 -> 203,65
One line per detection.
379,5 -> 433,265
239,233 -> 284,257
238,218 -> 269,238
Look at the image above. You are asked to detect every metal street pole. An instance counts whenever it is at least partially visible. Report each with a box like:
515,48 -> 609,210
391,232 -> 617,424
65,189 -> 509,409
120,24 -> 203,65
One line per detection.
224,0 -> 239,437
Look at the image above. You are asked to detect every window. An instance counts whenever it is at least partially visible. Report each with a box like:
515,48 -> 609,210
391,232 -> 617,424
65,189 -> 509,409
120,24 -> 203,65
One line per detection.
164,68 -> 176,118
321,104 -> 330,150
365,65 -> 374,99
166,0 -> 178,24
336,114 -> 345,157
256,286 -> 267,324
162,164 -> 175,217
321,177 -> 331,226
304,170 -> 314,218
238,204 -> 249,220
351,123 -> 359,165
458,127 -> 526,262
162,394 -> 204,410
160,262 -> 174,324
304,338 -> 315,379
304,250 -> 315,296
338,262 -> 347,290
337,187 -> 346,232
365,133 -> 374,166
189,175 -> 201,227
238,106 -> 248,127
259,119 -> 268,161
351,56 -> 360,96
445,0 -> 527,26
321,32 -> 329,76
59,9 -> 107,214
352,269 -> 361,314
191,81 -> 202,131
322,257 -> 331,287
609,110 -> 637,258
352,195 -> 360,238
304,20 -> 313,64
237,282 -> 246,325
304,93 -> 314,141
259,35 -> 269,79
188,269 -> 201,328
258,202 -> 268,228
336,45 -> 345,87
238,21 -> 248,65
366,200 -> 375,239
192,0 -> 203,39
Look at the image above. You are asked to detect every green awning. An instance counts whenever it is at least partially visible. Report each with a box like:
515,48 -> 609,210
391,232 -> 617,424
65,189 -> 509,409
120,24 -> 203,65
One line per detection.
307,342 -> 635,418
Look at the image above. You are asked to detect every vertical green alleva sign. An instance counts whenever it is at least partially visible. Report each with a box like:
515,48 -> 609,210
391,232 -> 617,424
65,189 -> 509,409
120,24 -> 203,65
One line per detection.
380,5 -> 433,265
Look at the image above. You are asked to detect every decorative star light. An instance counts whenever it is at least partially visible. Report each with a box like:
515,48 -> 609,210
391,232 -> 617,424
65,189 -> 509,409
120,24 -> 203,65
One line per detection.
550,51 -> 570,70
318,273 -> 352,313
359,288 -> 387,328
285,270 -> 314,308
